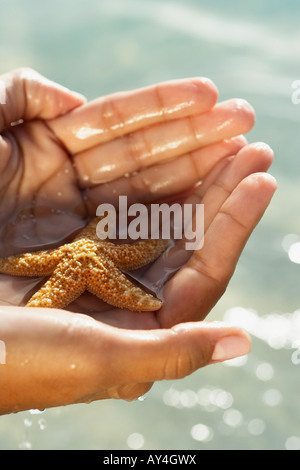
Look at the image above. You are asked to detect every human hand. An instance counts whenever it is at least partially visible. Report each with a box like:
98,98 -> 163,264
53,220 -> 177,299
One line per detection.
0,306 -> 252,413
0,67 -> 252,253
0,69 -> 276,413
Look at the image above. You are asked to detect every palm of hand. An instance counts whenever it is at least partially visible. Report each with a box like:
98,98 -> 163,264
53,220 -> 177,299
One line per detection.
0,113 -> 185,404
1,119 -> 84,251
0,121 -> 162,331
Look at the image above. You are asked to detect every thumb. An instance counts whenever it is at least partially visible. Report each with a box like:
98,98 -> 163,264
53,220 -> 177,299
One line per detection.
117,322 -> 251,384
0,68 -> 86,130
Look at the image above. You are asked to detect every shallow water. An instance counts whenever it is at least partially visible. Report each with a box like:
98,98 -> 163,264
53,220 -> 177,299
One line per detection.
0,0 -> 300,450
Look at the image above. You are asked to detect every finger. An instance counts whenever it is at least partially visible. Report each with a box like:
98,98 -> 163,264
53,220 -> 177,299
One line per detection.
158,172 -> 277,327
0,308 -> 250,410
85,136 -> 248,207
48,77 -> 219,153
74,99 -> 255,186
112,322 -> 251,384
137,142 -> 274,287
0,68 -> 86,171
189,142 -> 274,232
168,143 -> 274,256
0,68 -> 86,131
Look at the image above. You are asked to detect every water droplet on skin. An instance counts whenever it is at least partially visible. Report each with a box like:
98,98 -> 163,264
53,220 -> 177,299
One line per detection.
137,394 -> 147,402
20,359 -> 29,366
29,409 -> 45,415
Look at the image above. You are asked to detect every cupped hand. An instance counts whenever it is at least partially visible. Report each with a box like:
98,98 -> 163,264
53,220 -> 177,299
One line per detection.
0,69 -> 276,413
0,67 -> 251,252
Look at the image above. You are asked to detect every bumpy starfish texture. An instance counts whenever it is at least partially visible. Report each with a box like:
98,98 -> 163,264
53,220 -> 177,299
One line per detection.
0,218 -> 168,311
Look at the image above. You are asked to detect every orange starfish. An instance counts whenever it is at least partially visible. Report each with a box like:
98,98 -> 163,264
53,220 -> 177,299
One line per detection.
0,218 -> 168,311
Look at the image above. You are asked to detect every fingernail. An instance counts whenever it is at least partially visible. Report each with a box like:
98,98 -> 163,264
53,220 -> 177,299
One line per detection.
211,336 -> 251,362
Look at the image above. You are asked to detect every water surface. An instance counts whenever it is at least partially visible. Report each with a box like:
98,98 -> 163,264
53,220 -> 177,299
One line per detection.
0,0 -> 299,450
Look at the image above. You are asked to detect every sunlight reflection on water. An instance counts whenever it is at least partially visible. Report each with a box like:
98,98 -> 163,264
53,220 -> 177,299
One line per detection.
0,0 -> 300,451
224,306 -> 300,350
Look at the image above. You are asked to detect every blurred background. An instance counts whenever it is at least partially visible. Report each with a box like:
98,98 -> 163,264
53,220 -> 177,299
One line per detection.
0,0 -> 300,450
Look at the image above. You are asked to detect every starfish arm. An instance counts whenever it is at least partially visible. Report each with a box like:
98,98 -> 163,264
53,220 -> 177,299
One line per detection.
0,249 -> 64,277
86,256 -> 163,311
98,239 -> 169,271
26,259 -> 86,308
74,217 -> 100,243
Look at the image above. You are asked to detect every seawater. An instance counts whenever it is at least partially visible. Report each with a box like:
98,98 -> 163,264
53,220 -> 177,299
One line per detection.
0,0 -> 299,450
